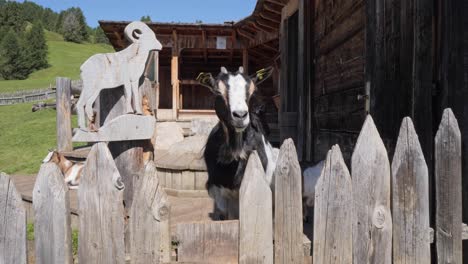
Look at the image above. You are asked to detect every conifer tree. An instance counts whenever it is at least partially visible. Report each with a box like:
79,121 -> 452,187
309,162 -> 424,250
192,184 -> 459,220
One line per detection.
26,22 -> 48,70
0,30 -> 30,79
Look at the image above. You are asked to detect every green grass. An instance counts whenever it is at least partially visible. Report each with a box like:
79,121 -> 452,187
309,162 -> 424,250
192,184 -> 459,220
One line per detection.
0,103 -> 81,174
0,30 -> 113,93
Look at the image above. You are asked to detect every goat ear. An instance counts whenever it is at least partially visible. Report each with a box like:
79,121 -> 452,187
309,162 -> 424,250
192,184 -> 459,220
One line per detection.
250,66 -> 274,86
196,72 -> 216,92
238,66 -> 244,74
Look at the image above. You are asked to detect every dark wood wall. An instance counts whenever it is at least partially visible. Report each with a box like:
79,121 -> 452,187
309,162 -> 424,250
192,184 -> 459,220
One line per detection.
310,0 -> 367,163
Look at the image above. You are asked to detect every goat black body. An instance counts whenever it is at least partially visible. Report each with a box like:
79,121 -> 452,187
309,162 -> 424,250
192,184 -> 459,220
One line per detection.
204,112 -> 269,190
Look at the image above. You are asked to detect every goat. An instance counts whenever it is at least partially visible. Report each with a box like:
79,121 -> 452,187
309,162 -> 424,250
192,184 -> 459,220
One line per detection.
202,66 -> 276,220
76,21 -> 162,129
43,150 -> 83,189
302,160 -> 325,222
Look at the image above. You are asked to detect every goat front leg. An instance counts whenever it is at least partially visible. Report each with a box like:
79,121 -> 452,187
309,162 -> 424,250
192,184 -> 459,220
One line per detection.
131,80 -> 143,115
124,81 -> 133,114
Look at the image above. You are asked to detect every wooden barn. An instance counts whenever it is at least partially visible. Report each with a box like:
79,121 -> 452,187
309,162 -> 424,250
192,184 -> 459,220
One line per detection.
100,0 -> 467,224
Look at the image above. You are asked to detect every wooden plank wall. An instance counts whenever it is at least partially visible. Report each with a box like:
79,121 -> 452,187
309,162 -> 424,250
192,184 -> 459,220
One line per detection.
311,0 -> 367,163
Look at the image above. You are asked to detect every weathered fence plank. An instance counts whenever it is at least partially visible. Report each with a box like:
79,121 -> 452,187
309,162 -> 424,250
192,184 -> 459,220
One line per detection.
56,77 -> 73,152
274,138 -> 303,264
392,117 -> 431,264
352,115 -> 392,264
78,142 -> 125,264
313,145 -> 352,264
33,163 -> 73,264
130,161 -> 171,264
435,108 -> 462,263
391,117 -> 430,263
175,220 -> 239,264
0,173 -> 27,264
239,151 -> 273,264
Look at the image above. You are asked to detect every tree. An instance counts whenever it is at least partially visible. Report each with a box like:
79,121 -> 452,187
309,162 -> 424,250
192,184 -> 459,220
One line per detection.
25,22 -> 48,71
62,11 -> 82,42
61,8 -> 88,43
140,15 -> 151,22
0,2 -> 26,32
0,30 -> 31,79
94,26 -> 109,44
41,8 -> 58,31
55,10 -> 65,33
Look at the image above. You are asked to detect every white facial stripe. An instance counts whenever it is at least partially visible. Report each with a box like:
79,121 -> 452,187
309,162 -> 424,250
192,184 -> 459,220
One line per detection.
227,74 -> 248,114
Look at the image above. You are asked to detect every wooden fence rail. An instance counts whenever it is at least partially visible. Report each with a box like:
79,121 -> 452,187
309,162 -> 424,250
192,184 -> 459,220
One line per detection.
0,108 -> 465,264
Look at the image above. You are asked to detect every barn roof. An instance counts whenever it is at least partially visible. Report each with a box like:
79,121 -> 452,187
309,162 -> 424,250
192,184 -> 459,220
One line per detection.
99,0 -> 284,65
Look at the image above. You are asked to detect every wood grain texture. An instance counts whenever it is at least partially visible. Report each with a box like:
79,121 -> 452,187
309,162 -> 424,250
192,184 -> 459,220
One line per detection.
391,117 -> 430,263
56,77 -> 73,152
72,114 -> 156,142
78,143 -> 125,264
0,172 -> 27,264
239,151 -> 273,264
313,145 -> 352,264
274,138 -> 303,264
351,115 -> 392,264
33,163 -> 73,264
130,161 -> 171,264
175,220 -> 239,264
435,108 -> 462,264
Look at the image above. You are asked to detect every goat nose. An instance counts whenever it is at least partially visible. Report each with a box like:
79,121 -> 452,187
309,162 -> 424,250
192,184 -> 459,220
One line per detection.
233,110 -> 248,119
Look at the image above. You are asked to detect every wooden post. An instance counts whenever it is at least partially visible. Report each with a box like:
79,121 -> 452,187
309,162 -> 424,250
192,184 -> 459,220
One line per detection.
435,108 -> 462,263
352,115 -> 392,264
171,30 -> 179,120
33,163 -> 73,264
78,143 -> 125,264
391,117 -> 430,263
130,161 -> 171,263
239,151 -> 273,264
0,173 -> 27,264
313,145 -> 352,264
56,77 -> 73,152
274,139 -> 303,264
242,48 -> 249,74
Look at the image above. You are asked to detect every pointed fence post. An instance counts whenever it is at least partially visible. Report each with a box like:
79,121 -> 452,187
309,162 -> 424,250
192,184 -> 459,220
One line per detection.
352,115 -> 392,264
274,138 -> 303,264
78,143 -> 125,264
130,161 -> 171,264
33,163 -> 73,264
313,145 -> 352,264
239,151 -> 273,264
0,173 -> 27,264
435,108 -> 462,263
391,117 -> 430,263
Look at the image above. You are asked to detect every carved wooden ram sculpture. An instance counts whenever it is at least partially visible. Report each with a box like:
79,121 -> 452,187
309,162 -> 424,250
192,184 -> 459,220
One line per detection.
76,21 -> 162,129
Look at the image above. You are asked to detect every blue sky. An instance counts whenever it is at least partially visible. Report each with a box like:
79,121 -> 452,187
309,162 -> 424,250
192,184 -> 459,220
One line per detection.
26,0 -> 258,27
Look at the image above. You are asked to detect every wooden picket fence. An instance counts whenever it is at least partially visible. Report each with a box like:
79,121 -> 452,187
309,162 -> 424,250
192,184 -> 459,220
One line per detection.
0,108 -> 465,264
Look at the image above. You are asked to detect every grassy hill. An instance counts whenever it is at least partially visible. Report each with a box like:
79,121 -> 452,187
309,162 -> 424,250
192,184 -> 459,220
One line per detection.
0,30 -> 112,174
0,30 -> 113,93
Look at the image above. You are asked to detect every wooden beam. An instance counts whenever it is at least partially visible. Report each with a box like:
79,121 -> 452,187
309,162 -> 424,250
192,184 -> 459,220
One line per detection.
255,18 -> 278,31
242,48 -> 249,73
202,30 -> 207,64
264,3 -> 282,15
230,30 -> 236,64
261,42 -> 277,52
259,12 -> 281,24
265,0 -> 286,7
172,29 -> 179,120
237,29 -> 255,41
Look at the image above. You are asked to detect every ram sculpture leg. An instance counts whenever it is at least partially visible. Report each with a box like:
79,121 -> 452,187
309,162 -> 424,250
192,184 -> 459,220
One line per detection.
131,80 -> 143,114
124,81 -> 133,114
85,84 -> 102,125
76,80 -> 92,129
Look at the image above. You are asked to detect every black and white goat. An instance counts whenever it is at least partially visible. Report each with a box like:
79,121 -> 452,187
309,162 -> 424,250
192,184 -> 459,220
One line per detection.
202,66 -> 278,220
